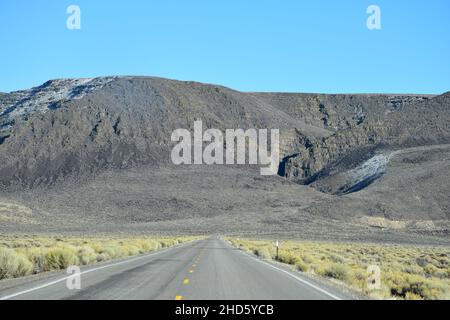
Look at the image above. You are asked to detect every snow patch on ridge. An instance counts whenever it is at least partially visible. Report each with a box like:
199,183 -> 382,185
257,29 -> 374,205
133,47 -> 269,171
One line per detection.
0,77 -> 118,124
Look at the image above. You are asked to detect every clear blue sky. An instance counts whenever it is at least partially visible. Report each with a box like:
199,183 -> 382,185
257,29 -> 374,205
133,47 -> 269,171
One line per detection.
0,0 -> 449,94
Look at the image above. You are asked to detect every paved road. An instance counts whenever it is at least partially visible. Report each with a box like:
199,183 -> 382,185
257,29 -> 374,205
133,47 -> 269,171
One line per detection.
0,238 -> 353,300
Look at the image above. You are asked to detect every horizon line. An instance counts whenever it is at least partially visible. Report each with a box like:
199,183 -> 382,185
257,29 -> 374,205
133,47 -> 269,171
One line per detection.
1,75 -> 444,97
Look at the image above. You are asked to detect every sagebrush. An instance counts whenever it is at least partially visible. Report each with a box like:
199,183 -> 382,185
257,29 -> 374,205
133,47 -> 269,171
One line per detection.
0,235 -> 199,280
227,238 -> 450,300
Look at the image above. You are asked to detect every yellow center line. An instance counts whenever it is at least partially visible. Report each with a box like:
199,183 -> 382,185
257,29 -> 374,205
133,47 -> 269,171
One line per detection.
175,295 -> 183,300
183,278 -> 190,285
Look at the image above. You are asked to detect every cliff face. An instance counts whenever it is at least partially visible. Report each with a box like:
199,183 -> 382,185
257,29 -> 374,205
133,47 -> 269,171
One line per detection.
259,92 -> 450,189
1,77 -> 449,191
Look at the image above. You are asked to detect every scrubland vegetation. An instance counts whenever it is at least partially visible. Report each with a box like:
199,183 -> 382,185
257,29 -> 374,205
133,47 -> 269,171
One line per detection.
0,235 -> 199,280
227,238 -> 450,300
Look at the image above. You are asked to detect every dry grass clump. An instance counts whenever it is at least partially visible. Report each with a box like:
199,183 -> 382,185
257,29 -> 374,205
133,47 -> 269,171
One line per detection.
44,246 -> 79,270
0,235 -> 200,280
0,248 -> 34,279
227,238 -> 450,300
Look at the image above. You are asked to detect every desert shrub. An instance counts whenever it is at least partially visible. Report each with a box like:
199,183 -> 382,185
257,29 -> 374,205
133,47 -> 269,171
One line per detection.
277,252 -> 299,265
254,247 -> 272,260
385,272 -> 448,300
99,245 -> 126,259
23,247 -> 46,273
416,257 -> 429,268
405,292 -> 422,300
0,235 -> 199,281
295,260 -> 308,272
77,246 -> 97,265
160,239 -> 177,248
44,247 -> 79,270
423,264 -> 440,276
16,256 -> 34,277
0,248 -> 33,279
401,264 -> 424,275
122,245 -> 140,256
319,263 -> 350,281
135,239 -> 160,252
329,254 -> 345,264
350,268 -> 368,289
88,243 -> 104,254
96,253 -> 110,262
226,238 -> 450,300
300,254 -> 314,264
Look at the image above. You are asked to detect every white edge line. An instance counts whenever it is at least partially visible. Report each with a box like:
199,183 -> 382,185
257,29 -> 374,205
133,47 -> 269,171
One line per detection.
248,255 -> 343,300
228,242 -> 343,300
0,240 -> 199,300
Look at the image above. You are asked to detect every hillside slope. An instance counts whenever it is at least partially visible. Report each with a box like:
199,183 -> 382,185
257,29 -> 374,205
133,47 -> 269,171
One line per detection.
0,77 -> 449,242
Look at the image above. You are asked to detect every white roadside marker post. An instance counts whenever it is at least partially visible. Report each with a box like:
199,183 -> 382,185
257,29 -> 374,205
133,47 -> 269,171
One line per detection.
276,240 -> 279,261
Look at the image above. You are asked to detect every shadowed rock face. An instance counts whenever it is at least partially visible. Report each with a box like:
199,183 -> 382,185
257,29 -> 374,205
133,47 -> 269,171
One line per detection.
0,77 -> 449,240
311,153 -> 391,195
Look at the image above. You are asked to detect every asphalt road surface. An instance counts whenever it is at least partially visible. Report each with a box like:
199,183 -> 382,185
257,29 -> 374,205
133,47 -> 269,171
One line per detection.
0,238 -> 353,300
